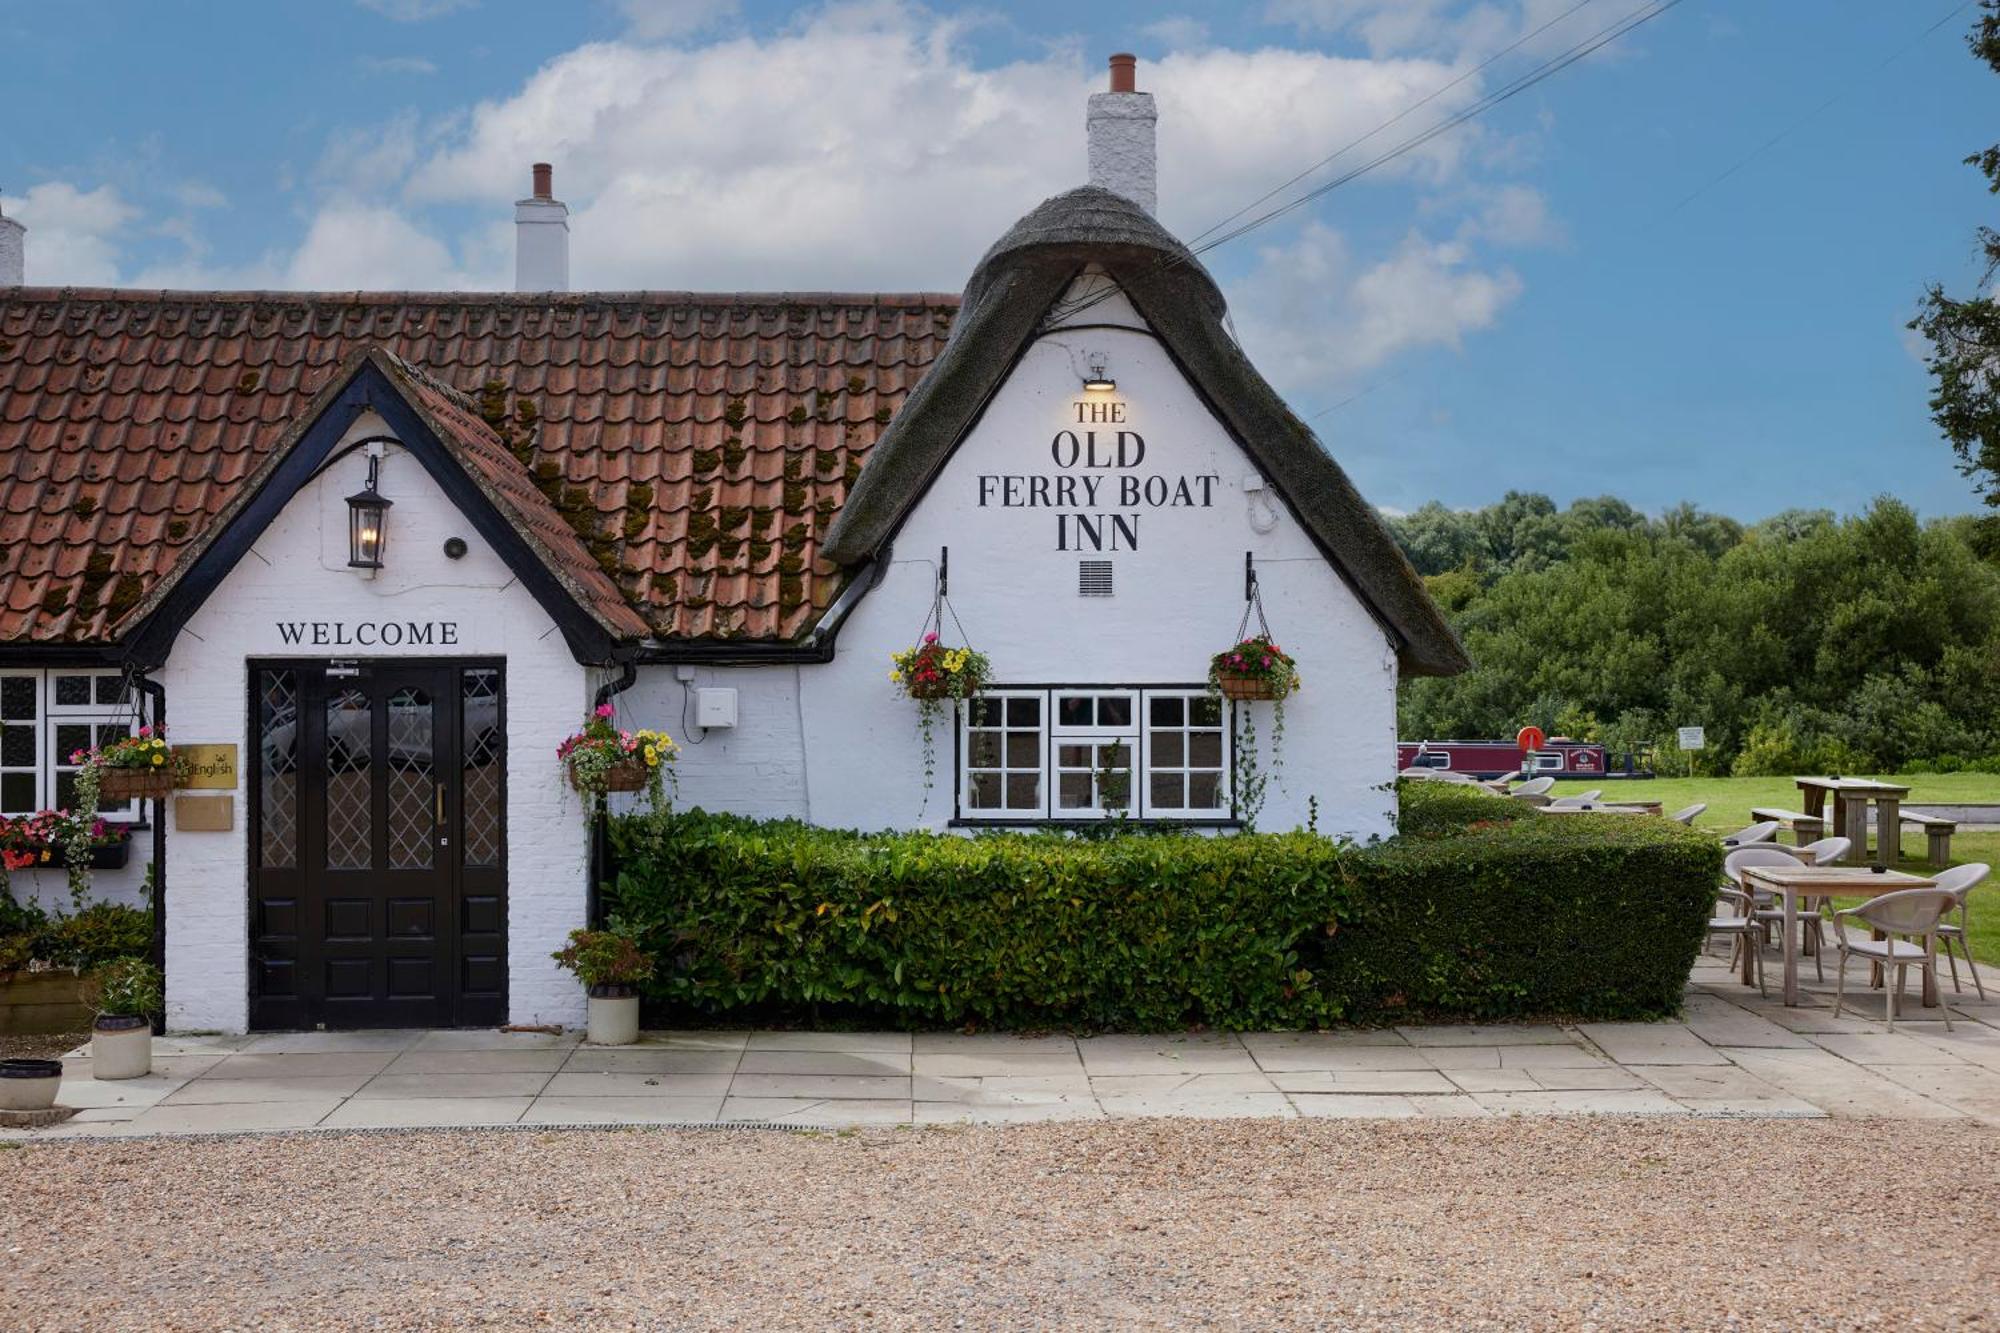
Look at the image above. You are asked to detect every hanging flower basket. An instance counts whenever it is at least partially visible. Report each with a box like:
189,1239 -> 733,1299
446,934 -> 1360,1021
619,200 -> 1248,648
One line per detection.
581,758 -> 649,794
1214,672 -> 1282,702
97,768 -> 176,800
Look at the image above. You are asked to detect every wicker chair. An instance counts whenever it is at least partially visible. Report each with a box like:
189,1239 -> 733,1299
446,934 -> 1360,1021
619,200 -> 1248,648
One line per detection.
1669,803 -> 1707,825
1830,889 -> 1960,1031
1933,864 -> 1990,1000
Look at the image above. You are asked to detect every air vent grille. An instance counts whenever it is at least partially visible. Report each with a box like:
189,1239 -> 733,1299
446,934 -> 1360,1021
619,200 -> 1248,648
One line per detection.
1078,560 -> 1114,597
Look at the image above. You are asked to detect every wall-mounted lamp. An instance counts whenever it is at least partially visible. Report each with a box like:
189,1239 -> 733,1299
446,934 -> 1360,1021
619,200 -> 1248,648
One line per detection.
346,453 -> 393,569
1082,355 -> 1116,393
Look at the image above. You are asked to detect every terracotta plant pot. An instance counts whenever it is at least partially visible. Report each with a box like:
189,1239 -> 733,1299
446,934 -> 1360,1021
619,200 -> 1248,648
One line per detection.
569,758 -> 647,794
1214,673 -> 1280,702
0,1058 -> 62,1112
91,1015 -> 152,1080
586,984 -> 640,1046
97,767 -> 176,800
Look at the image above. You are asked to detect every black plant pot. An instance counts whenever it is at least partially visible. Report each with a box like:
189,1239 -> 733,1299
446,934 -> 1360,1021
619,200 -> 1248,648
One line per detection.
587,983 -> 638,1000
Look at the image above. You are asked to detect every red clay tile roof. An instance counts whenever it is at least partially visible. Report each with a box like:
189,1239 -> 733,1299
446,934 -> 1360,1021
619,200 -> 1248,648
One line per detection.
0,287 -> 958,645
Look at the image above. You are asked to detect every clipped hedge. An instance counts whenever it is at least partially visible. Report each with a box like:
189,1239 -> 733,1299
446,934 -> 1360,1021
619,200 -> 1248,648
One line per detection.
605,785 -> 1719,1031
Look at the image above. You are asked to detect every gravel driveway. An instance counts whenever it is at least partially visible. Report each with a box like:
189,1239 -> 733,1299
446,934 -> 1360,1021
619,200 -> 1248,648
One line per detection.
6,1117 -> 1996,1330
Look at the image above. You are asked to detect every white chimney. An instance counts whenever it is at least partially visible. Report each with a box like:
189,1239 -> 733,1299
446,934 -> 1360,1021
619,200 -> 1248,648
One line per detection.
0,195 -> 23,287
1087,53 -> 1157,215
514,162 -> 569,293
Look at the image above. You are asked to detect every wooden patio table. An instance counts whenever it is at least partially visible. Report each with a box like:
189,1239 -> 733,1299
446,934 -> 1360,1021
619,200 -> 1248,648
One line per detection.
1740,864 -> 1937,1007
1795,777 -> 1911,865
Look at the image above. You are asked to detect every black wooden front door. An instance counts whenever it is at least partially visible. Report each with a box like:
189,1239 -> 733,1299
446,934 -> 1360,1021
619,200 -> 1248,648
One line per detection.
249,660 -> 506,1030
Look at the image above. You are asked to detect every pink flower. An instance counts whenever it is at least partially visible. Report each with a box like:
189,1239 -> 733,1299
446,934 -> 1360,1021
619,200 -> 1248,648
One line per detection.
1229,654 -> 1242,666
594,703 -> 614,719
137,726 -> 153,737
924,632 -> 938,644
1262,656 -> 1272,667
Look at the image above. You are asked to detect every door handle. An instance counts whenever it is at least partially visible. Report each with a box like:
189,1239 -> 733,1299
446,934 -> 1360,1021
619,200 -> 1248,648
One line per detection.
435,782 -> 449,846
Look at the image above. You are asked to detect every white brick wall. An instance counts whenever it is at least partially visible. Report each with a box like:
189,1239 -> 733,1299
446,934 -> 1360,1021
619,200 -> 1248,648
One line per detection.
159,412 -> 593,1032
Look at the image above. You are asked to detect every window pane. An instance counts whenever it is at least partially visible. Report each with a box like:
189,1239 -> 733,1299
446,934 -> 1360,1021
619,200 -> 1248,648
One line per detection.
259,670 -> 298,870
1097,697 -> 1131,727
55,723 -> 92,764
95,676 -> 129,706
1,677 -> 34,721
1005,773 -> 1039,809
1057,696 -> 1092,727
325,687 -> 373,870
1151,732 -> 1183,767
968,772 -> 1003,808
1189,732 -> 1222,767
1149,696 -> 1183,726
385,686 -> 435,871
1188,772 -> 1222,808
1,772 -> 34,812
1191,696 -> 1222,727
53,675 -> 91,707
1150,773 -> 1183,808
1,724 -> 34,768
55,772 -> 79,809
968,733 -> 1001,767
1006,733 -> 1040,767
1006,696 -> 1040,726
968,697 -> 1002,727
461,668 -> 503,868
1057,744 -> 1092,768
1058,773 -> 1092,809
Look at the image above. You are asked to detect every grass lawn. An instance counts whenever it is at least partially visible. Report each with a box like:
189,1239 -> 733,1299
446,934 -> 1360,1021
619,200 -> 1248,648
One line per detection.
1549,772 -> 2000,971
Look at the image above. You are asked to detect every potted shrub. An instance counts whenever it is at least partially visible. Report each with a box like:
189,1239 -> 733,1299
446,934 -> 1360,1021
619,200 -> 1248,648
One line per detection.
890,632 -> 992,794
0,1058 -> 62,1113
551,921 -> 655,1046
558,705 -> 677,815
87,957 -> 161,1080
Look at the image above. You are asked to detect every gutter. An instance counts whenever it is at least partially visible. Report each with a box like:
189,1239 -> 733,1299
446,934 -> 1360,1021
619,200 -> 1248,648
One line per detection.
625,553 -> 887,666
132,672 -> 168,1034
586,660 -> 640,931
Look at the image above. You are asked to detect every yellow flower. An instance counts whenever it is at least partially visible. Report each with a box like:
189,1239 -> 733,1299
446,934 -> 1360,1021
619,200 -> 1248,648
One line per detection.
889,669 -> 901,682
150,754 -> 164,767
643,746 -> 658,765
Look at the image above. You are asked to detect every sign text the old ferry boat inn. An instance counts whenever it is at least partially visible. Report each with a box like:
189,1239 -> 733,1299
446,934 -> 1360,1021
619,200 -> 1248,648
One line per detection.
974,399 -> 1218,551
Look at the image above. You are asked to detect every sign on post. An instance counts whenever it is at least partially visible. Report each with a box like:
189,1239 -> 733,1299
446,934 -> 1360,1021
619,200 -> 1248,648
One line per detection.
1677,726 -> 1706,751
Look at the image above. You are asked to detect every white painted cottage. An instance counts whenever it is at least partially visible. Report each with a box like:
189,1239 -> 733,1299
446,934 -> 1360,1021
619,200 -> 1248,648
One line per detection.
0,58 -> 1465,1032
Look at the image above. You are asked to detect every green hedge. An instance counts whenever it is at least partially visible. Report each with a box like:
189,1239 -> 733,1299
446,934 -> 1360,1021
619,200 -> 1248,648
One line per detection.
605,785 -> 1718,1031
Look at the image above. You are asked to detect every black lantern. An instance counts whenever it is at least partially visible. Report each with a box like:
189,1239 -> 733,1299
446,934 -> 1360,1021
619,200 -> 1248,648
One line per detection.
345,453 -> 393,569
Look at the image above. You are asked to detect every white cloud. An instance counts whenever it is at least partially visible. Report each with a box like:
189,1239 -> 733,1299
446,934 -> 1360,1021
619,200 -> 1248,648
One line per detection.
1266,0 -> 1610,61
7,182 -> 140,285
360,55 -> 441,75
355,0 -> 474,21
1233,222 -> 1521,389
614,0 -> 739,39
283,204 -> 480,289
1464,182 -> 1558,247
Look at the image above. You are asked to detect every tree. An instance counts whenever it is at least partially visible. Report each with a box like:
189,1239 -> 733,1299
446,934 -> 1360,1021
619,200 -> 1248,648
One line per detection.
1912,1 -> 2000,535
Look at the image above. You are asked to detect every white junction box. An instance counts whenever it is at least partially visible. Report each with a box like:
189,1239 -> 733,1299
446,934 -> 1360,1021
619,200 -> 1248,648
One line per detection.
694,687 -> 739,729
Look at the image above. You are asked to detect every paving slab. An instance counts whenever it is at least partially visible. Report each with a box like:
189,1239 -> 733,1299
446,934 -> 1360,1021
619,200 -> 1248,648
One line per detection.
1805,1033 -> 1969,1067
1089,1072 -> 1278,1096
379,1048 -> 571,1075
1579,1023 -> 1730,1067
912,1046 -> 1084,1077
1720,1048 -> 1968,1120
237,1030 -> 425,1054
352,1072 -> 554,1100
1526,1066 -> 1646,1092
725,1073 -> 910,1100
541,1071 -> 735,1098
122,1100 -> 342,1134
911,1075 -> 1095,1105
1397,1023 -> 1573,1047
319,1097 -> 531,1129
1266,1069 -> 1457,1096
1496,1045 -> 1613,1070
209,1052 -> 400,1079
1632,1066 -> 1825,1116
414,1030 -> 580,1052
1289,1093 -> 1424,1118
914,1100 -> 1105,1124
162,1074 -> 375,1104
627,1030 -> 750,1050
735,1050 -> 912,1077
743,1032 -> 912,1054
561,1048 -> 741,1075
47,1073 -> 198,1111
1247,1043 -> 1437,1073
1097,1092 -> 1296,1120
1442,1068 -> 1541,1093
1074,1034 -> 1260,1075
719,1097 -> 912,1125
1469,1089 -> 1687,1116
1677,995 -> 1814,1049
522,1096 -> 727,1125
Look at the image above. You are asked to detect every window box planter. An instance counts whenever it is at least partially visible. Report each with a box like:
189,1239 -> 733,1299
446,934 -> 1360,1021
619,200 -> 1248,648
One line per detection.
97,767 -> 176,801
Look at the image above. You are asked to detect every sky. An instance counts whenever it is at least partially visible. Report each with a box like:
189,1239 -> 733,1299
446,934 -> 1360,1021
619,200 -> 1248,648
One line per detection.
3,0 -> 1996,523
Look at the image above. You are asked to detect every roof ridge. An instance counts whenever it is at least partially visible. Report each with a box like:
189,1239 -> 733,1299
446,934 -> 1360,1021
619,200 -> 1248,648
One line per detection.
0,287 -> 962,306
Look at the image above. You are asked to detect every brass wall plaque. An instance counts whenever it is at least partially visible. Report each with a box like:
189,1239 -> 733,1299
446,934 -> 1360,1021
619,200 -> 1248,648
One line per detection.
177,744 -> 238,790
174,795 -> 234,832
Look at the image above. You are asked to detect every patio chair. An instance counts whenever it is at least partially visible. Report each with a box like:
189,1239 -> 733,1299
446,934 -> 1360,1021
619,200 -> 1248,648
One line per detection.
1706,882 -> 1768,998
1669,802 -> 1707,825
1546,796 -> 1597,809
1830,888 -> 1959,1031
1574,789 -> 1603,801
1719,820 -> 1780,847
1933,863 -> 1990,1000
1800,837 -> 1851,866
1730,845 -> 1832,981
1510,777 -> 1555,799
